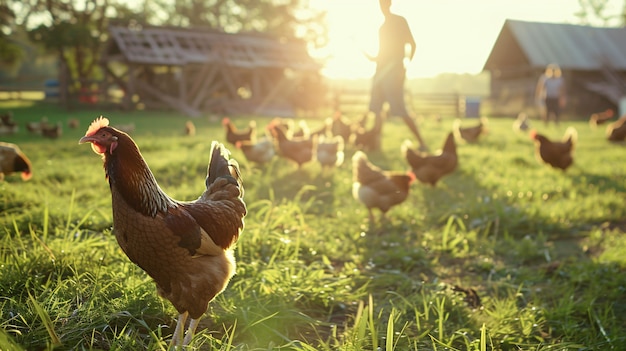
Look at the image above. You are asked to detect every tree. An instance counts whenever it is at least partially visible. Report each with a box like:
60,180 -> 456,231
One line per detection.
0,2 -> 23,67
5,0 -> 328,107
153,0 -> 327,48
575,0 -> 626,26
23,0 -> 141,98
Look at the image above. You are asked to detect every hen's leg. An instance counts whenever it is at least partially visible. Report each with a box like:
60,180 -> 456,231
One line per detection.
380,212 -> 388,224
170,312 -> 188,348
182,318 -> 200,346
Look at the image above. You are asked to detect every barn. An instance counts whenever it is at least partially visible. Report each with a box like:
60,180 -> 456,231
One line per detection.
100,25 -> 323,117
483,19 -> 626,117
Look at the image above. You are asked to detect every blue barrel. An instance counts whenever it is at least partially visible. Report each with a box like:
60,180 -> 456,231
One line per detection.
44,79 -> 59,99
464,97 -> 481,118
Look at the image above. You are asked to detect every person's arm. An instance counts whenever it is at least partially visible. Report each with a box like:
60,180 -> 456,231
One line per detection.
363,50 -> 377,62
406,20 -> 416,61
535,75 -> 545,102
559,78 -> 567,107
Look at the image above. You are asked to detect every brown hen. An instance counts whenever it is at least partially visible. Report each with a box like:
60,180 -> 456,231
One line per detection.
80,116 -> 246,347
330,111 -> 354,143
236,136 -> 276,165
353,112 -> 383,152
402,132 -> 457,186
0,142 -> 32,181
222,117 -> 256,146
268,120 -> 316,168
453,117 -> 487,143
352,150 -> 415,224
530,127 -> 577,171
606,115 -> 626,142
316,134 -> 345,172
589,108 -> 614,128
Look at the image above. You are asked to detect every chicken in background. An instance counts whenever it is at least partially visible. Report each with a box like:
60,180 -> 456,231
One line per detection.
0,142 -> 32,181
26,116 -> 49,134
330,111 -> 354,144
67,118 -> 80,129
268,120 -> 316,169
222,117 -> 256,146
434,114 -> 443,125
316,134 -> 344,173
42,122 -> 62,139
353,112 -> 383,152
352,113 -> 369,131
0,112 -> 15,126
352,150 -> 415,225
0,112 -> 18,135
268,117 -> 294,137
236,136 -> 275,166
512,112 -> 530,132
292,119 -> 311,139
0,121 -> 18,135
453,117 -> 488,143
402,131 -> 457,186
530,127 -> 577,171
589,108 -> 614,128
185,120 -> 196,136
308,118 -> 331,139
79,117 -> 246,348
606,115 -> 626,142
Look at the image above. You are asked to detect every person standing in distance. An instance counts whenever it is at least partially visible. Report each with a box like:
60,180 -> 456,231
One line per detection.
365,0 -> 428,151
535,64 -> 567,126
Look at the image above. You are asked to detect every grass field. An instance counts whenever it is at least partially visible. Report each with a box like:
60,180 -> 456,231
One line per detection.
1,101 -> 625,350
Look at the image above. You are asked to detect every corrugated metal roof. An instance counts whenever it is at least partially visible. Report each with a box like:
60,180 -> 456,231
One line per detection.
485,19 -> 626,71
104,25 -> 320,70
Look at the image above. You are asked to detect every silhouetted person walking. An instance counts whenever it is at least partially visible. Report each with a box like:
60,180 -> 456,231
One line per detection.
366,0 -> 428,151
535,63 -> 566,126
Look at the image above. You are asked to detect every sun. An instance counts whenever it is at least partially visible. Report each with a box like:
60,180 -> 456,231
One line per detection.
310,0 -> 382,80
314,0 -> 590,80
312,0 -> 458,80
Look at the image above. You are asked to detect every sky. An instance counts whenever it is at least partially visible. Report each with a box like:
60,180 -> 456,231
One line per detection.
312,0 -> 624,79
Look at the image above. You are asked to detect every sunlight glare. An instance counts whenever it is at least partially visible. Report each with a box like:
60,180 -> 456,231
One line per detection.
312,0 -> 624,80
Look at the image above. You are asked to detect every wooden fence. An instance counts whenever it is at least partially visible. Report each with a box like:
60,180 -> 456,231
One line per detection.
332,88 -> 464,118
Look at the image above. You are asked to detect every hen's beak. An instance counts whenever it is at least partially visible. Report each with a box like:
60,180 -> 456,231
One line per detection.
79,135 -> 96,144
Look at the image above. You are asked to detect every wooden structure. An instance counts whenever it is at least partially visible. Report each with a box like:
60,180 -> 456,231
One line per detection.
100,25 -> 322,117
483,19 -> 626,117
332,87 -> 462,118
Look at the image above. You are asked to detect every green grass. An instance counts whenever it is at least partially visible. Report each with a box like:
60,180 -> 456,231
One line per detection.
1,101 -> 625,350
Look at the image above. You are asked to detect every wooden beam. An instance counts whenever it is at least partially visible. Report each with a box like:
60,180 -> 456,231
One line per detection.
190,65 -> 221,110
135,79 -> 201,117
123,64 -> 136,110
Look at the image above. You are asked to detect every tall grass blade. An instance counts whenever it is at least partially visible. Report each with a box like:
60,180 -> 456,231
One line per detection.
28,293 -> 62,347
386,308 -> 395,351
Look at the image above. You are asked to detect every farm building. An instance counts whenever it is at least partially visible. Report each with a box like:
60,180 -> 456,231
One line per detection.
483,19 -> 626,117
100,25 -> 323,117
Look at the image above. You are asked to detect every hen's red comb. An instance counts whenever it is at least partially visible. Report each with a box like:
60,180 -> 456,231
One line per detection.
85,116 -> 110,136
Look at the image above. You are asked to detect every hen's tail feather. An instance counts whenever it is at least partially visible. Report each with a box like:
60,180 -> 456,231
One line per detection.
352,151 -> 384,184
563,126 -> 578,146
442,132 -> 457,153
452,119 -> 462,140
205,141 -> 243,191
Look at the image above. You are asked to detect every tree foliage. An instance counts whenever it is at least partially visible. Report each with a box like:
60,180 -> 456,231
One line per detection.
575,0 -> 626,26
151,0 -> 326,48
22,0 -> 134,92
3,0 -> 326,93
0,2 -> 22,66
